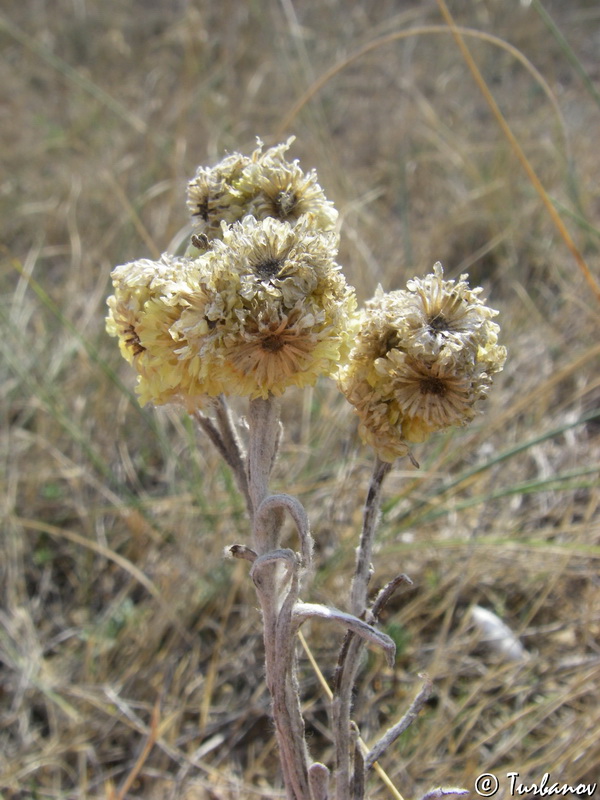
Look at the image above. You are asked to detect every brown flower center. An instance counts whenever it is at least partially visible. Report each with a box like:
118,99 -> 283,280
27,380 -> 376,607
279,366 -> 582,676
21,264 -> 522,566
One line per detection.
261,334 -> 285,352
420,376 -> 446,396
253,257 -> 283,280
380,329 -> 401,356
428,313 -> 449,333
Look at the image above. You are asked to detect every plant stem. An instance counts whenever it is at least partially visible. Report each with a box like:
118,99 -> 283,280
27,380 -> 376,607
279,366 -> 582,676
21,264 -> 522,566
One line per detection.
333,456 -> 392,800
247,397 -> 310,799
247,396 -> 282,552
350,457 -> 392,616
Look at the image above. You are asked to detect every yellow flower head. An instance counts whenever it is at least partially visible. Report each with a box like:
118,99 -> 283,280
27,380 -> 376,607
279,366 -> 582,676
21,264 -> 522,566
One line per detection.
185,138 -> 338,256
218,300 -> 348,399
203,215 -> 357,398
339,264 -> 506,461
341,379 -> 411,463
106,254 -> 183,364
375,350 -> 487,443
107,214 -> 356,406
106,253 -> 223,410
399,262 -> 503,359
210,215 -> 347,309
239,138 -> 338,231
186,152 -> 251,242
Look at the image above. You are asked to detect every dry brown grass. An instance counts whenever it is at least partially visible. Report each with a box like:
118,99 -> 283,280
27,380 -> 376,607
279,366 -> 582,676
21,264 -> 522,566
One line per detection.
1,1 -> 599,798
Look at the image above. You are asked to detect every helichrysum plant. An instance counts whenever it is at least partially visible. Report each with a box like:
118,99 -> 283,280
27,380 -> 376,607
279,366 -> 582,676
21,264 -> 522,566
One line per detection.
106,137 -> 506,800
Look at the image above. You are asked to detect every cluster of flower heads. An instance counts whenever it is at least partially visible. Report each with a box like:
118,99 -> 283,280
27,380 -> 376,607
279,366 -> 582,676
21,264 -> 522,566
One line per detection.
107,139 -> 506,461
186,137 -> 338,244
106,140 -> 355,409
338,263 -> 507,462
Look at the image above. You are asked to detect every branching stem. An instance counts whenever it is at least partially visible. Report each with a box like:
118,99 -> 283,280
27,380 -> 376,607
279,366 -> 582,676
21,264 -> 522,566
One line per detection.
333,456 -> 392,799
246,398 -> 310,799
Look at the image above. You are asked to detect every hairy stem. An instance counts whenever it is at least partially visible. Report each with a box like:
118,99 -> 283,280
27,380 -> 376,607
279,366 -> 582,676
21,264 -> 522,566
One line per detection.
365,676 -> 432,770
247,397 -> 310,799
247,396 -> 283,552
350,457 -> 392,616
333,456 -> 392,800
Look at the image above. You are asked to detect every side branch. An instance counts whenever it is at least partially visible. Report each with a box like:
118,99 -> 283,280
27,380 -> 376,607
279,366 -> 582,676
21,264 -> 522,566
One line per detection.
194,406 -> 252,515
333,456 -> 392,799
349,457 -> 392,617
251,549 -> 311,799
256,493 -> 314,575
365,676 -> 433,770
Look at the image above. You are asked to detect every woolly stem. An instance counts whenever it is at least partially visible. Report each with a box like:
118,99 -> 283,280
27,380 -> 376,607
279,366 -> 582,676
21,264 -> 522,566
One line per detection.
350,457 -> 392,616
333,456 -> 392,800
246,397 -> 310,799
247,396 -> 283,552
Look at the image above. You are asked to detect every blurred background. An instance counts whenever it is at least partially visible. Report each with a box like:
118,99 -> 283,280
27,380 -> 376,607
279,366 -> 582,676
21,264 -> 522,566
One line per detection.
1,1 -> 599,798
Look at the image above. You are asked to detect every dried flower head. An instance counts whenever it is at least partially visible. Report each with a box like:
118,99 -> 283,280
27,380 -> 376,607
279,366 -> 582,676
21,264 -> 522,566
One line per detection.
186,152 -> 251,242
200,215 -> 356,398
240,138 -> 338,231
210,215 -> 347,309
399,262 -> 503,358
218,300 -> 348,398
342,379 -> 412,463
375,350 -> 488,443
106,254 -> 181,366
106,254 -> 223,410
107,215 -> 356,406
340,264 -> 506,461
186,138 -> 337,254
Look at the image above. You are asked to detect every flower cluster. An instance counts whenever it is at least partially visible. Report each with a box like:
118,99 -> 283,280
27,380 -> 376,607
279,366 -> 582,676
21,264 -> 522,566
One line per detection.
107,140 -> 506,464
106,142 -> 354,407
339,263 -> 507,462
186,137 -> 337,249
